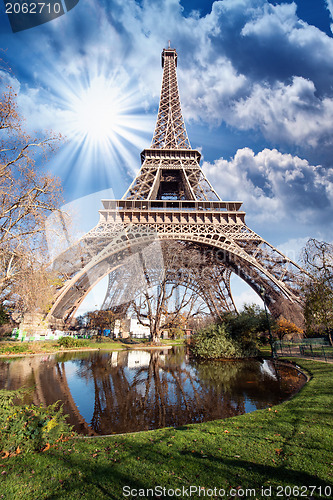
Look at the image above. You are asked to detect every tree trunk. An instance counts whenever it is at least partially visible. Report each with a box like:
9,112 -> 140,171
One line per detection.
151,326 -> 161,344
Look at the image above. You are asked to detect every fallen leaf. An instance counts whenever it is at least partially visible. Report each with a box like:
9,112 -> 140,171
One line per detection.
42,443 -> 50,452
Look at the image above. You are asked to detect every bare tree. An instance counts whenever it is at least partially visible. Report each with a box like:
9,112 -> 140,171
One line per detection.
10,254 -> 63,317
0,79 -> 62,311
128,242 -> 212,343
301,238 -> 333,341
86,310 -> 116,333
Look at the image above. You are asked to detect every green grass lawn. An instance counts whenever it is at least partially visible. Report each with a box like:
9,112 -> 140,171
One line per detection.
0,339 -> 124,355
0,358 -> 332,499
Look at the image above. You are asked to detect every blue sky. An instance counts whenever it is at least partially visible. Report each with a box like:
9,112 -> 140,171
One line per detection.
1,0 -> 333,310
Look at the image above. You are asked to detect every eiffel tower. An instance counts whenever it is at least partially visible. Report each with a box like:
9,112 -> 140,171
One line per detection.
49,46 -> 304,326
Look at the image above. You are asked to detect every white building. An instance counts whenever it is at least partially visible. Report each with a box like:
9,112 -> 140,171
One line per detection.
128,318 -> 151,338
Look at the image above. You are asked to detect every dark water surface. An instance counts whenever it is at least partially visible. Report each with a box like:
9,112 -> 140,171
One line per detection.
0,348 -> 306,435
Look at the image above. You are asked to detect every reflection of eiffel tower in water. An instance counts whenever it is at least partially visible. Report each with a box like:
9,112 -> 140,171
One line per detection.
49,46 -> 304,326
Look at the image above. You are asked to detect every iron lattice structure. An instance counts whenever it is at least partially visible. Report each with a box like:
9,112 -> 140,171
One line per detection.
48,47 -> 305,326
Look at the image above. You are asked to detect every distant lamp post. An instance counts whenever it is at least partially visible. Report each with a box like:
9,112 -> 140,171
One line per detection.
260,286 -> 276,358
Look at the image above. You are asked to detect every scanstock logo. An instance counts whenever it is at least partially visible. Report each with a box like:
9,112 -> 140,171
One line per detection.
3,0 -> 80,32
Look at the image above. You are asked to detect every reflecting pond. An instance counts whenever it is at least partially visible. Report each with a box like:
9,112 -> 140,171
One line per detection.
0,348 -> 306,435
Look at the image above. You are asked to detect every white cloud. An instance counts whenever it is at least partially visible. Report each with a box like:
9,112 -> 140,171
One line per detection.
230,77 -> 333,145
181,1 -> 333,146
241,2 -> 299,38
180,57 -> 247,125
325,0 -> 333,33
203,148 -> 333,225
0,70 -> 20,92
325,0 -> 333,18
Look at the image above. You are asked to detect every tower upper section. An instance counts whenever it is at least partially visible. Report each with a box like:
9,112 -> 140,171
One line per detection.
151,48 -> 191,150
122,47 -> 221,202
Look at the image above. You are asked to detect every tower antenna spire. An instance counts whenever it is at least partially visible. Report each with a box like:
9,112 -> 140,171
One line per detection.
151,46 -> 190,149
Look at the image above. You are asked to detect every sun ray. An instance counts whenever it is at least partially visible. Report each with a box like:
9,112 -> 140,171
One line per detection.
43,68 -> 156,200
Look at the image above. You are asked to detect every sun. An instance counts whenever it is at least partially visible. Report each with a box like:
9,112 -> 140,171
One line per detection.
67,75 -> 124,143
52,68 -> 155,200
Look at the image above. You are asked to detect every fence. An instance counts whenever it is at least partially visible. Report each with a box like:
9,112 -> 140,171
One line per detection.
274,338 -> 333,362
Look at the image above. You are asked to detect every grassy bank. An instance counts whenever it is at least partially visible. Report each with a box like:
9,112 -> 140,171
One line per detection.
0,359 -> 332,499
0,337 -> 183,356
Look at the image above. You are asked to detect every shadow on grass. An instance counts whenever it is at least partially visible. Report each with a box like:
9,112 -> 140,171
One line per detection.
39,436 -> 332,500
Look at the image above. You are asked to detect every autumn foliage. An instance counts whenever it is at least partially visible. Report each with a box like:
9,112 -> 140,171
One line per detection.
275,317 -> 304,341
